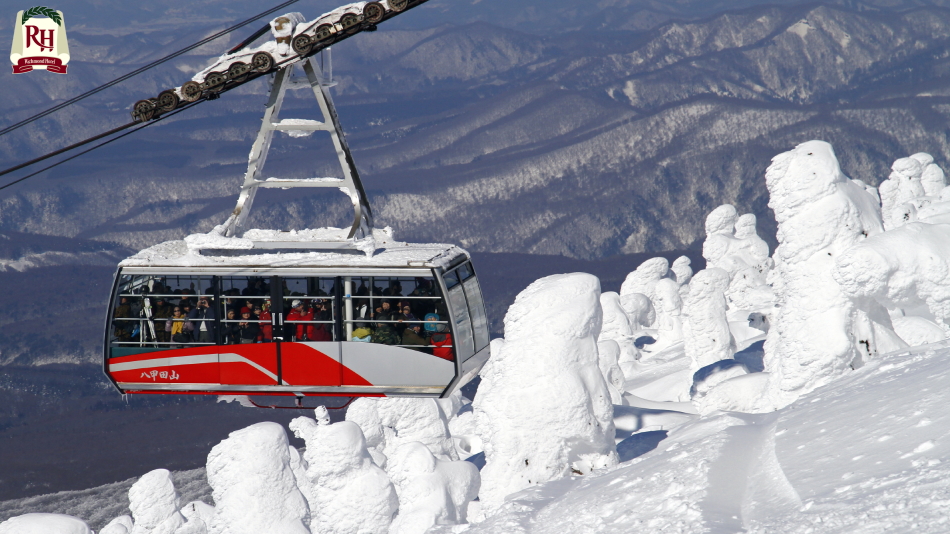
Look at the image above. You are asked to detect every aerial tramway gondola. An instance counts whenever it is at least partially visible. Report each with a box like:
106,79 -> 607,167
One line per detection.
102,1 -> 490,404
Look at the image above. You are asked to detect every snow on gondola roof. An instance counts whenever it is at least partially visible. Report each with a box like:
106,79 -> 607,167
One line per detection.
119,227 -> 468,271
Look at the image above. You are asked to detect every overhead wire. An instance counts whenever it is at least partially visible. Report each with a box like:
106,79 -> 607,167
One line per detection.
0,0 -> 302,139
0,102 -> 200,192
0,120 -> 141,179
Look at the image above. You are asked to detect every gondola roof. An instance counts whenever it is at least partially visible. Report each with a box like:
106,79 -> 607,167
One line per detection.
119,227 -> 469,270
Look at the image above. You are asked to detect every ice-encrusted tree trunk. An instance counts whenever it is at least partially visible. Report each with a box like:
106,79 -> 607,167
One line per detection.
290,415 -> 397,534
620,293 -> 655,330
880,156 -> 925,230
596,339 -> 626,404
702,204 -> 739,272
129,469 -> 183,534
670,256 -> 693,300
652,278 -> 684,348
598,291 -> 639,374
206,422 -> 311,534
834,222 -> 950,336
701,205 -> 773,311
620,257 -> 669,327
683,268 -> 735,372
763,140 -> 885,408
473,273 -> 617,512
345,397 -> 458,464
915,152 -> 946,196
177,502 -> 215,534
387,442 -> 480,534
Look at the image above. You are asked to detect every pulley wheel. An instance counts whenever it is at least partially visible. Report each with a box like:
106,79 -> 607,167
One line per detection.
339,13 -> 359,31
156,90 -> 179,113
314,24 -> 333,41
251,51 -> 275,73
180,81 -> 202,102
228,61 -> 249,83
389,0 -> 408,13
292,34 -> 312,56
205,71 -> 227,92
364,2 -> 385,24
132,99 -> 155,121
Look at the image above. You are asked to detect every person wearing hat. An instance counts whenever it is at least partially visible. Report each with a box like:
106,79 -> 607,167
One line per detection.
238,307 -> 260,344
372,300 -> 400,345
286,299 -> 314,341
152,296 -> 173,343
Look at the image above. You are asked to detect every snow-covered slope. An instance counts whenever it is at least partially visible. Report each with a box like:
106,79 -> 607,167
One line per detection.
435,341 -> 950,533
6,340 -> 950,532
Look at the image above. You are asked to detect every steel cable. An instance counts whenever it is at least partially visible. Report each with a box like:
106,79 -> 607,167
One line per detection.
0,102 -> 200,192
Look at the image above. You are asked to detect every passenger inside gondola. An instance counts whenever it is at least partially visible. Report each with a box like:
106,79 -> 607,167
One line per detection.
372,300 -> 400,345
168,306 -> 190,347
189,297 -> 215,343
287,299 -> 314,341
352,303 -> 373,342
311,299 -> 333,341
401,323 -> 428,350
224,309 -> 240,344
113,296 -> 133,341
238,307 -> 260,343
430,323 -> 453,361
259,301 -> 273,342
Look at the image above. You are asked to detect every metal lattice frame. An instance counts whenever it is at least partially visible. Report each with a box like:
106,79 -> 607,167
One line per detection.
223,55 -> 373,245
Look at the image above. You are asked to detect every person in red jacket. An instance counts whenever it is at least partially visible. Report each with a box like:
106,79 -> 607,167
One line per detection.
430,323 -> 454,361
309,299 -> 333,341
286,300 -> 315,341
258,301 -> 273,342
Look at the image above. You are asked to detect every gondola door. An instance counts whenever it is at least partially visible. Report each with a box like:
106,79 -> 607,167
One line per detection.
218,275 -> 279,387
276,276 -> 343,388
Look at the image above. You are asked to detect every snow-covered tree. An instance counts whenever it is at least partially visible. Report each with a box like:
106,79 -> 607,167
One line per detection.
683,268 -> 735,372
129,469 -> 183,534
345,397 -> 457,464
598,291 -> 639,373
176,502 -> 214,534
206,422 -> 310,534
620,292 -> 655,330
652,278 -> 684,348
473,273 -> 617,512
387,442 -> 479,534
702,206 -> 773,311
290,415 -> 397,534
596,339 -> 626,404
620,257 -> 670,320
763,140 -> 888,408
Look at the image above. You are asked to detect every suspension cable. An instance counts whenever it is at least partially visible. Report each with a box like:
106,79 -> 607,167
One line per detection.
0,120 -> 141,179
0,0 -> 301,138
0,102 -> 200,192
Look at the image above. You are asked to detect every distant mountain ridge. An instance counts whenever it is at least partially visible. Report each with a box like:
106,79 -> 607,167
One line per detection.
2,0 -> 950,261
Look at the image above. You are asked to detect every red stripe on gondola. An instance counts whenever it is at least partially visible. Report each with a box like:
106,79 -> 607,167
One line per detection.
108,343 -> 374,389
280,342 -> 346,387
220,344 -> 278,385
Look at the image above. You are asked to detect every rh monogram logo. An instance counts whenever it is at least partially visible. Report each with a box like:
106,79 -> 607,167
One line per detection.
10,6 -> 69,74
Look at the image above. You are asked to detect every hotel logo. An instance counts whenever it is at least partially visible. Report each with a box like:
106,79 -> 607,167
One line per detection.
10,6 -> 69,74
